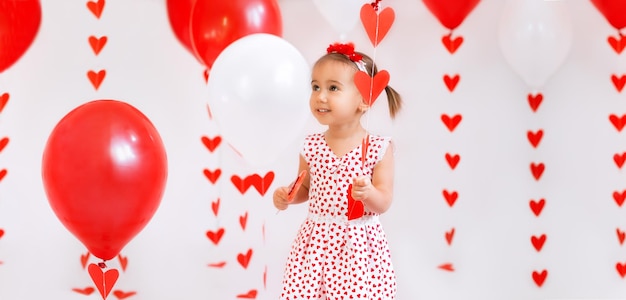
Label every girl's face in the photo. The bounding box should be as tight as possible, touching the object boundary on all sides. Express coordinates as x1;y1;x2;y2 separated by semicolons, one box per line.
309;59;366;127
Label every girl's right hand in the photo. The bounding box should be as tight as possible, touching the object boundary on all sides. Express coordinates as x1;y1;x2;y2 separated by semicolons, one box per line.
273;186;291;210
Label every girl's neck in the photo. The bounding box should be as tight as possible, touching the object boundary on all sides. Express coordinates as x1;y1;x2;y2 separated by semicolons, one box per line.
325;124;367;140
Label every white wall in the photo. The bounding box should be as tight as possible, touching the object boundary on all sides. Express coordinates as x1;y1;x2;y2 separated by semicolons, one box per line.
0;0;625;299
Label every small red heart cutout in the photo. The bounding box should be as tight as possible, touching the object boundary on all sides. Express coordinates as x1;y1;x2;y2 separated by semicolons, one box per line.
87;264;119;300
532;269;548;287
442;34;463;54
614;152;626;169
80;252;90;269
527;93;543;112
608;35;626;54
360;4;394;47
445;228;455;245
239;212;248;230
611;74;626;92
113;290;137;299
527;130;543;148
236;289;258;299
443;189;458;207
445;153;460;170
354;70;390;106
441;114;462;132
237;249;253;269
72;287;95;295
437;263;454;272
231;175;250;194
211;198;220;216
206;228;225;245
87;0;105;19
530;162;545;181
529;199;545;217
443;74;460;92
117;254;128;272
87;70;106;90
617;228;625;245
246;171;275;196
88;35;107;55
610;114;626;132
201;135;222;152
203;168;221;184
347;184;365;220
616;262;626;278
0;93;8;113
531;234;546;252
613;190;626;207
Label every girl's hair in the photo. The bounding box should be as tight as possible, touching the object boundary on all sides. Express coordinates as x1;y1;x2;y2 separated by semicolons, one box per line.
315;52;402;119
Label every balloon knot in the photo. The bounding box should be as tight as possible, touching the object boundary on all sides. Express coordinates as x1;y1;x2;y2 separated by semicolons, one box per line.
98;261;107;269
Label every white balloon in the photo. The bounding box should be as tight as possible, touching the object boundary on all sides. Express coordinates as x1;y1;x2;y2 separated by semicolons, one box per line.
313;0;369;40
207;33;311;167
498;0;573;90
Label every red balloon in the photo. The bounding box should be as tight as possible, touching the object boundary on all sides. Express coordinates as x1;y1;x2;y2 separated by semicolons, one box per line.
166;0;197;54
0;0;41;73
422;0;480;31
190;0;282;70
591;0;626;30
42;100;168;261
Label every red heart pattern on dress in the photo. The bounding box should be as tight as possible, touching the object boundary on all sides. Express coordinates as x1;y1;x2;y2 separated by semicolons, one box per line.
87;69;106;90
87;264;119;300
529;199;545;217
527;130;543;148
208;261;226;268
609;35;626;54
0;229;4;239
88;35;107;55
354;70;390;106
0;169;7;182
87;0;105;19
610;114;626;132
211;198;220;216
360;4;395;47
612;74;626;92
441;114;462;132
443;74;460;92
201;135;222;152
531;234;546;252
239;212;248;230
437;263;454;272
442;34;463;54
616;262;626;278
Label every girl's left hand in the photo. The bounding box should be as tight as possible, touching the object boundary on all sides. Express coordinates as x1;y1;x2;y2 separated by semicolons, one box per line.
351;176;372;200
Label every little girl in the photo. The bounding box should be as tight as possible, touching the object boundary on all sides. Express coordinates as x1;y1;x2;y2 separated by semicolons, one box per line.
273;42;402;300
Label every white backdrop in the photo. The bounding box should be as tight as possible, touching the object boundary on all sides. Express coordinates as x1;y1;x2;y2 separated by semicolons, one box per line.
0;0;625;299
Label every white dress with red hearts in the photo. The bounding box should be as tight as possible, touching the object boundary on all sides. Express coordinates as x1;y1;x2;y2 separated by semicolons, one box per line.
280;133;396;300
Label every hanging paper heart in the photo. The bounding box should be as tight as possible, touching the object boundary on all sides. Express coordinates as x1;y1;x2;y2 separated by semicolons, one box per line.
347;184;365;220
360;4;395;47
87;264;119;300
354;70;389;106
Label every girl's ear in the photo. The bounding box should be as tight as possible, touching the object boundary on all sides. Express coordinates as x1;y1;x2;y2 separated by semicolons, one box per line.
359;101;370;113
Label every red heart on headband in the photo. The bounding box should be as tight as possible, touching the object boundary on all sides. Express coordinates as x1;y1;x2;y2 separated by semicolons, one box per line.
355;70;389;107
360;4;395;47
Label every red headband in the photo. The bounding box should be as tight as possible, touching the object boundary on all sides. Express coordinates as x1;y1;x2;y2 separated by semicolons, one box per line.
327;43;363;63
